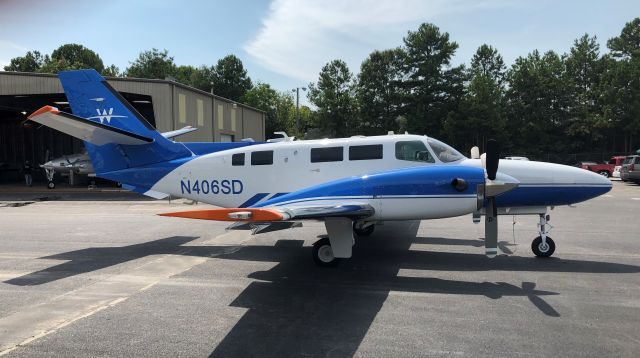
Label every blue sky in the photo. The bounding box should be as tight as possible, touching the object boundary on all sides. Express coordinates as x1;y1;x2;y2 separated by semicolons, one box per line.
1;0;638;101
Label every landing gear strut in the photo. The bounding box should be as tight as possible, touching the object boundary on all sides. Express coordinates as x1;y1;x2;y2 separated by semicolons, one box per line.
313;218;355;267
532;214;555;257
45;168;55;189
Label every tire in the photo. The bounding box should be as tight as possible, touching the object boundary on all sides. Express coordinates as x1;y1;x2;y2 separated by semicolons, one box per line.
353;222;375;236
47;181;55;189
312;237;340;267
532;236;555;258
597;170;610;178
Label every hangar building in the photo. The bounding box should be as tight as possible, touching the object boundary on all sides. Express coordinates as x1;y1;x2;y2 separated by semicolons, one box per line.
0;71;265;182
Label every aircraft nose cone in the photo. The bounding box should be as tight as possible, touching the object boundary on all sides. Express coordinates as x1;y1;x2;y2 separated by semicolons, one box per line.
569;165;612;198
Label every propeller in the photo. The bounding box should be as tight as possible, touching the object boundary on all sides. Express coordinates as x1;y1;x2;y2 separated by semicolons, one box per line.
484;140;499;258
480;139;518;258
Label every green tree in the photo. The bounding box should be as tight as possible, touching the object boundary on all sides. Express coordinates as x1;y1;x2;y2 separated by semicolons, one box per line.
212;55;252;101
308;59;356;137
4;44;114;74
607;18;640;59
102;64;121;77
40;44;105;73
470;44;506;84
125;48;176;79
400;23;465;138
241;83;305;138
445;44;507;152
563;34;605;150
3;51;47;72
173;65;200;86
355;48;405;135
188;66;216;92
602;18;640;152
505;50;570;157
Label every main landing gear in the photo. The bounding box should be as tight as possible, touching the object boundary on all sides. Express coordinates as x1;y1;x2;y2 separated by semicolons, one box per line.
312;220;376;267
312;237;340;267
532;214;555;257
353;221;375;236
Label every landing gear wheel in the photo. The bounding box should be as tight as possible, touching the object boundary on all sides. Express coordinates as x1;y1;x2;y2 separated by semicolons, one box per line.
597;170;610;178
312;237;340;267
353;222;374;236
47;181;55;189
532;236;555;257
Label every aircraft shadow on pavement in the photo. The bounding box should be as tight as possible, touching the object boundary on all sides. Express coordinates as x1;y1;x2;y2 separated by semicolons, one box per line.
4;223;640;357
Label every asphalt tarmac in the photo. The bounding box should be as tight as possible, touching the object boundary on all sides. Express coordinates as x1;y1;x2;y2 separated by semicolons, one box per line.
0;181;639;357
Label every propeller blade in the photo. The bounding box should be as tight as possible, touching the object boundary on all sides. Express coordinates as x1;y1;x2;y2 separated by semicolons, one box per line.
485;196;498;258
485;139;499;181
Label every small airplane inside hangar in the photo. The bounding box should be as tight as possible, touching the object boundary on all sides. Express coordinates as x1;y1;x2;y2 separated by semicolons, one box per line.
0;71;266;186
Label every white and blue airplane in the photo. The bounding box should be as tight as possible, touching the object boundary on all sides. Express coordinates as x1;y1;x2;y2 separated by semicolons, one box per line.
28;70;612;266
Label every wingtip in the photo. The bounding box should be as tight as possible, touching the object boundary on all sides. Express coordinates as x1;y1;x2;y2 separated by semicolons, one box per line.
28;105;59;119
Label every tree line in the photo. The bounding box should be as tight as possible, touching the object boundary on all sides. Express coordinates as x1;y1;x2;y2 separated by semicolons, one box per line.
5;18;640;159
307;18;640;158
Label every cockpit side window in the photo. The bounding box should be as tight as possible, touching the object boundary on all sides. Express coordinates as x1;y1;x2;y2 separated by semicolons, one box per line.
395;140;434;163
426;138;465;163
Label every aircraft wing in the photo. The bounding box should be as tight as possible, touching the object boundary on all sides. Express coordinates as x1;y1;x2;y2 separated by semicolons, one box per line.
161;126;197;139
158;203;374;222
28;106;153;146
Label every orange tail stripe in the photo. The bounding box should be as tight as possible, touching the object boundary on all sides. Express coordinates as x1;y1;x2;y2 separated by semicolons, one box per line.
158;208;284;222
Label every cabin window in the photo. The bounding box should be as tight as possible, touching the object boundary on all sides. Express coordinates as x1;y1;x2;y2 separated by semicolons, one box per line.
427;138;465;163
311;147;343;163
395;140;434;163
232;153;245;166
251;150;273;165
349;144;383;160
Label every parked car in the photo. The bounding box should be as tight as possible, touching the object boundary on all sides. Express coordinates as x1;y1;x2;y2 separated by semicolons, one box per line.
577;160;615;178
620;155;639;182
609;156;628;178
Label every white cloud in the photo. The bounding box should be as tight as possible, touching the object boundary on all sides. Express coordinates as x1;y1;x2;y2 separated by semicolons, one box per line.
244;0;511;83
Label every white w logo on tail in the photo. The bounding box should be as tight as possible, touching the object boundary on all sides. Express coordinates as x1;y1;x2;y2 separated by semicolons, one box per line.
88;108;127;124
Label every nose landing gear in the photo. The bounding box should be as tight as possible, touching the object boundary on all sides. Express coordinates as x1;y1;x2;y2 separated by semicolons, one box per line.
532;214;555;257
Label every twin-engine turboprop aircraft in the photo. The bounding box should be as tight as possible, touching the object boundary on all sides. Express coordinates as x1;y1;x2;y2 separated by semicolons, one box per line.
28;70;612;266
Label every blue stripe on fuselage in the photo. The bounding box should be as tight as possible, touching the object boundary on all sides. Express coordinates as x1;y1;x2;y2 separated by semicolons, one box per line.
496;184;611;206
97;155;195;191
255;165;486;208
239;193;271;208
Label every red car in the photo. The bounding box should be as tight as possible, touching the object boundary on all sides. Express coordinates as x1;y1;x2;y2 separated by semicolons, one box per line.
578;156;626;178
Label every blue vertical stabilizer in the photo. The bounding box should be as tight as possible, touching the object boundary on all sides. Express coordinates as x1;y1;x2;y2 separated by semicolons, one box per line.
58;70;192;174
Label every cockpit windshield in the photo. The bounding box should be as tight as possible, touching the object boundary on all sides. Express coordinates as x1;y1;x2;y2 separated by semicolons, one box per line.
426;137;465;163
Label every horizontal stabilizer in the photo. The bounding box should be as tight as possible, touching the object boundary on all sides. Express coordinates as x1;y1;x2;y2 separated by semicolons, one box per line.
161;126;197;139
28;106;153;146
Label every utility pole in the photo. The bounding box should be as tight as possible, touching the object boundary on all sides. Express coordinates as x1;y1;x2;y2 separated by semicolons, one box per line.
292;87;307;134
